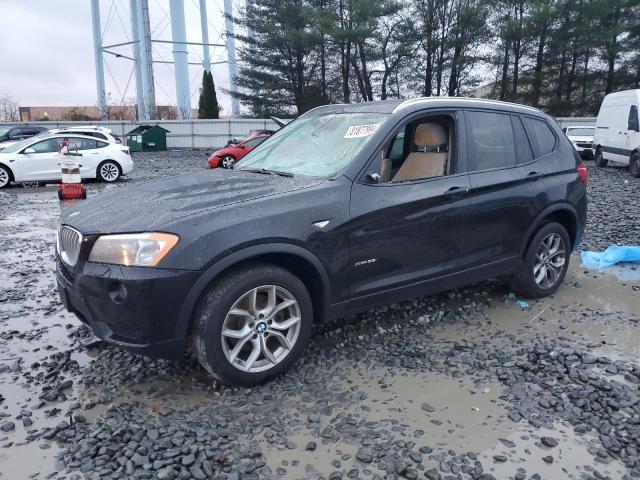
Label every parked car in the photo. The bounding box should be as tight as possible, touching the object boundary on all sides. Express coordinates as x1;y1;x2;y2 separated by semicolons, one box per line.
562;126;595;158
0;126;47;149
593;89;640;177
41;126;122;144
208;134;271;168
56;98;587;386
0;134;133;188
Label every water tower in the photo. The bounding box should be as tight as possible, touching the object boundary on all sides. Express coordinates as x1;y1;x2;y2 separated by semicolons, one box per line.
90;0;241;120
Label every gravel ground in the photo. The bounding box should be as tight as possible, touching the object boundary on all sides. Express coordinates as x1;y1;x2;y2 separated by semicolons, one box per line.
0;153;639;480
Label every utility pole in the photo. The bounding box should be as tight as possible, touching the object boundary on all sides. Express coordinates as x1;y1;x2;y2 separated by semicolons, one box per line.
90;0;106;119
224;0;240;117
129;0;145;120
136;0;156;120
199;0;211;73
169;0;192;119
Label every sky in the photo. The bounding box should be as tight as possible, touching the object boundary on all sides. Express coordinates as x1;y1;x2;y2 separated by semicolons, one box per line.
0;0;235;114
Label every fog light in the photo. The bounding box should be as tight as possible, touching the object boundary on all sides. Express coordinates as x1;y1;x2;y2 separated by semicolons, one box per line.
108;282;128;304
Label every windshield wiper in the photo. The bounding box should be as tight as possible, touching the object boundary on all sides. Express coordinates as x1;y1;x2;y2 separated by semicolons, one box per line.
241;168;293;177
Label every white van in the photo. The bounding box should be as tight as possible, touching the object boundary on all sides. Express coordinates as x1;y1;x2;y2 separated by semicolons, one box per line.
593;89;640;177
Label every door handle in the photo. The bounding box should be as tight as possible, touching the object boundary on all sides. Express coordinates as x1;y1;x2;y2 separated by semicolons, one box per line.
443;186;469;197
527;171;542;181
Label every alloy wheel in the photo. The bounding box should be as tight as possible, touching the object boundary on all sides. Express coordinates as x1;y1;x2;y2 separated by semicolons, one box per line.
221;156;235;169
221;285;301;373
533;233;566;289
100;162;119;182
0;168;9;188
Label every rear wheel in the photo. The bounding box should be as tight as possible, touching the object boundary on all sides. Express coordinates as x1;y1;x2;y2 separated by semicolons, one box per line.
97;160;121;182
0;165;11;189
509;222;570;298
595;149;608;168
192;263;312;385
630;152;640;178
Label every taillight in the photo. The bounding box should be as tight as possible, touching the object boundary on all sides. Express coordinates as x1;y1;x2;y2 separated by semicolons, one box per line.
577;162;588;186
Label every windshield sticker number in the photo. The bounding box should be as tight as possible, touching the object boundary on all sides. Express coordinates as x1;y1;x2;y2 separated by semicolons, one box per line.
344;124;380;138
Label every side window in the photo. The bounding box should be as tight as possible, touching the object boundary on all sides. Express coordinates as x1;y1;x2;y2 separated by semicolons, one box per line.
28;138;59;153
244;137;266;148
466;111;516;170
523;117;556;157
368;115;453;183
628;105;639;132
512;116;534;164
68;137;98;150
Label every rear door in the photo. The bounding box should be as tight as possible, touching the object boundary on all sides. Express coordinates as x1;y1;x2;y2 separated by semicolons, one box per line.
66;137;108;177
625;104;639;156
463;110;539;269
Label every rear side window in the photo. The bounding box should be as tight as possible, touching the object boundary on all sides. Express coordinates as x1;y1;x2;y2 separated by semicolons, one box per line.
466;111;516;170
511;116;534;164
628;105;639;132
523;117;556;157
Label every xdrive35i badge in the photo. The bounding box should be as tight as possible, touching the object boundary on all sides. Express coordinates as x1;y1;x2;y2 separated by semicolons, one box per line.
354;258;377;267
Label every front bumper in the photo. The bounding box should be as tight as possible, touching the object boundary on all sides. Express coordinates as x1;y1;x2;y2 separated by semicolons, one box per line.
56;255;200;359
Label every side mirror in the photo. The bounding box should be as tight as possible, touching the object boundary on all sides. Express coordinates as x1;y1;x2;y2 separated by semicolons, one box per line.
23;148;35;154
366;173;381;184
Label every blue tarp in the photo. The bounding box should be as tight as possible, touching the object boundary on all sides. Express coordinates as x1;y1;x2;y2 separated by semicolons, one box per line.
581;245;640;269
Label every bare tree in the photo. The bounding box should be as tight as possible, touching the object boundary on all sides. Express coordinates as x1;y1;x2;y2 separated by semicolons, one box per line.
0;94;20;122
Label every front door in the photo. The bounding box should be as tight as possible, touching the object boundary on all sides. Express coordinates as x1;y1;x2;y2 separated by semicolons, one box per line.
16;138;61;181
348;112;473;304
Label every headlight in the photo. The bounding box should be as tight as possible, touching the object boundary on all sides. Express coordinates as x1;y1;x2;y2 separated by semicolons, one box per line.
88;233;179;267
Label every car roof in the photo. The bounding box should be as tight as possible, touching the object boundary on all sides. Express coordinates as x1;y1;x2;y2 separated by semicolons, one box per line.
302;97;545;117
35;133;113;142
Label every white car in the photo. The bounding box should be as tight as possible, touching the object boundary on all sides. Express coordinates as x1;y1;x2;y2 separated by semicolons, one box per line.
593;89;640;177
0;126;121;152
0;134;133;188
562;126;595;158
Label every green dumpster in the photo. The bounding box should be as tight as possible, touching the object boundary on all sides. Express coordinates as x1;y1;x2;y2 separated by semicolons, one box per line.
125;125;169;152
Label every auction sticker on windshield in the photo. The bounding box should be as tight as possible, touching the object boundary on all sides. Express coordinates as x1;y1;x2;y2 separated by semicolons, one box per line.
344;124;380;138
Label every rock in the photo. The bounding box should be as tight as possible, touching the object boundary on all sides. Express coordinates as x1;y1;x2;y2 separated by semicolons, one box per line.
356;447;374;463
540;437;558;448
305;441;317;451
0;422;15;432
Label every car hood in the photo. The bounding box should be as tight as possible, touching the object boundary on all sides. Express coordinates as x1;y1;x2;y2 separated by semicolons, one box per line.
567;135;593;142
213;145;239;156
61;169;324;234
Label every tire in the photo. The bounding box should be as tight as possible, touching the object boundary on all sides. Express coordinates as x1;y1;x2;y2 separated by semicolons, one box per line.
220;155;236;169
630;152;640;178
595;149;608;168
0;165;12;189
97;160;121;182
509;222;570;299
192;262;313;386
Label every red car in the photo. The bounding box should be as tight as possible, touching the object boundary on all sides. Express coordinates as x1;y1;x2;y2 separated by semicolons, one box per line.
207;134;270;169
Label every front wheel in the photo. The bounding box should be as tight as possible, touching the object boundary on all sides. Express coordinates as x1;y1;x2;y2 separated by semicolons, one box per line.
220;156;236;169
509;222;570;298
0;165;11;189
630;153;640;178
97;160;121;182
595;149;608;168
192;263;312;386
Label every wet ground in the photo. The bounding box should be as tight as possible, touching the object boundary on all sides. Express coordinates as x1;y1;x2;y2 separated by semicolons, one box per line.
0;154;639;479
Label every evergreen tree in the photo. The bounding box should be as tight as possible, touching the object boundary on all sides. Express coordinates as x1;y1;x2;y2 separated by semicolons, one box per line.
198;71;220;119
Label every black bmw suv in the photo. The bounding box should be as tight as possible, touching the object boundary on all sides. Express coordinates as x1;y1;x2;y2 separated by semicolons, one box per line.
56;98;587;385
